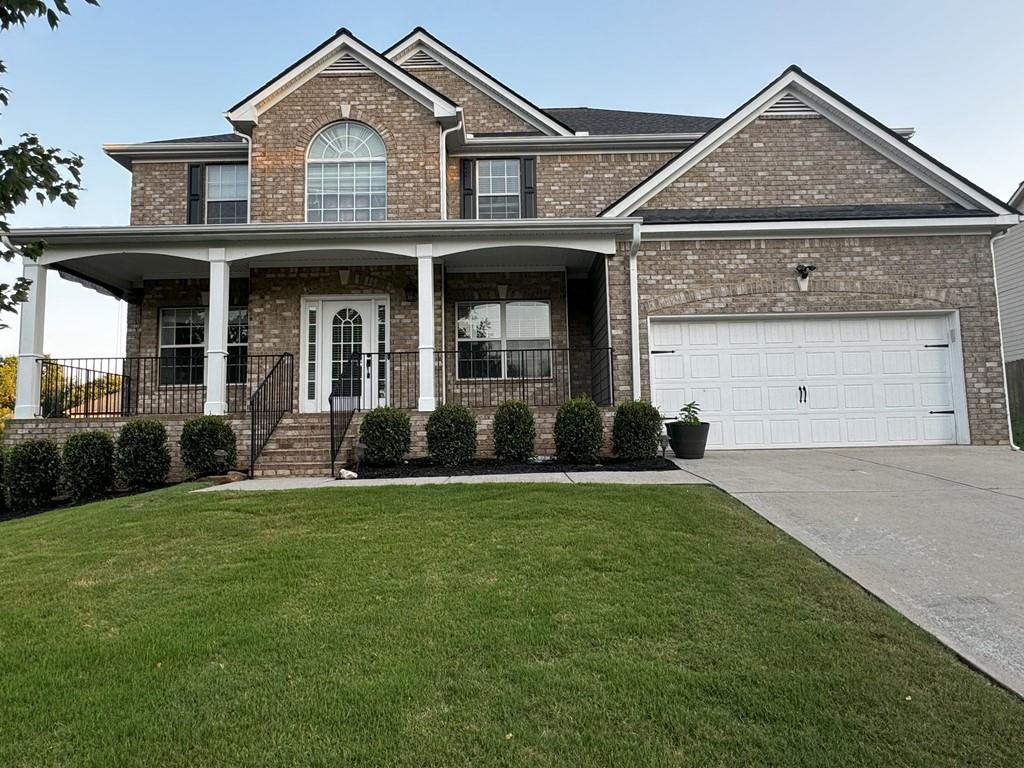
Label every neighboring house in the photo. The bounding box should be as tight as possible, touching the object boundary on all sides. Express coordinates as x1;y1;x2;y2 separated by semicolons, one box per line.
994;181;1024;437
5;27;1020;475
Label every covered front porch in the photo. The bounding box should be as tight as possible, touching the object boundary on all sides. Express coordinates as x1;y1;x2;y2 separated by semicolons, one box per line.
10;219;632;469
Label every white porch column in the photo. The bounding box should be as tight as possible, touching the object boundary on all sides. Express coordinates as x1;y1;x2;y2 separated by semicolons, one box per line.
416;243;436;411
14;262;48;419
204;248;230;415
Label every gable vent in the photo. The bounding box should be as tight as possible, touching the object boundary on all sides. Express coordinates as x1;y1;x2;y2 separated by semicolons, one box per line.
403;49;443;68
765;93;817;116
321;52;371;76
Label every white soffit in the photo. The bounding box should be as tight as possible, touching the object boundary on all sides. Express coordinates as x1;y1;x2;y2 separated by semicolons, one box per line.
601;69;1016;217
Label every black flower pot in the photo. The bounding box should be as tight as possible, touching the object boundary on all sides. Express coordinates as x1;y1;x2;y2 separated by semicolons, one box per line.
666;421;711;459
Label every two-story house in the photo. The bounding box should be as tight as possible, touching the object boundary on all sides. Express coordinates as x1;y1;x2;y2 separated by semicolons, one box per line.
6;27;1019;476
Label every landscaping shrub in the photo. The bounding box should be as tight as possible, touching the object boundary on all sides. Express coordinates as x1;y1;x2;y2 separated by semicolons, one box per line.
180;416;237;477
554;396;603;464
115;419;171;491
6;439;61;511
426;403;476;466
0;448;6;514
62;431;115;502
493;400;535;462
359;407;412;465
612;400;664;460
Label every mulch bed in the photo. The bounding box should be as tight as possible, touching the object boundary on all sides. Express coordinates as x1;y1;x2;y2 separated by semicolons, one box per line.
350;456;679;479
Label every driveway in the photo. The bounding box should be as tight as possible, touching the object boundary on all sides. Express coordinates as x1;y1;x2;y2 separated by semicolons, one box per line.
677;446;1024;697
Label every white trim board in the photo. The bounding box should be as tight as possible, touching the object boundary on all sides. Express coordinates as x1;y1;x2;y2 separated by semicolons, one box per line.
639;215;1020;240
602;67;1016;218
384;28;574;138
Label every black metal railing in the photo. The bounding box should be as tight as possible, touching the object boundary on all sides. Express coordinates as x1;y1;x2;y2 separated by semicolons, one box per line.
329;390;355;476
36;354;286;418
435;347;614;408
249;353;294;473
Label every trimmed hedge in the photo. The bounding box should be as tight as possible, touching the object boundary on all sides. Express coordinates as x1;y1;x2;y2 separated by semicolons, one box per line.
554;396;603;464
493;400;535;462
180;416;237;477
426;403;477;466
612;400;664;460
6;439;61;511
63;431;115;502
115;419;171;491
359;407;412;466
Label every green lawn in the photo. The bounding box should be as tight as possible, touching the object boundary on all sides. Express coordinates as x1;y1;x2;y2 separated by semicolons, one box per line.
1;484;1021;767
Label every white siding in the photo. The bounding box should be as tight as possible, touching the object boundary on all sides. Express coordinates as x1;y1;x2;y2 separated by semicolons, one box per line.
995;222;1024;363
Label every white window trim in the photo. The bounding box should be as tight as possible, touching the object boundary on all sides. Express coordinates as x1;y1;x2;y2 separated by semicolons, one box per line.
204;163;250;225
455;299;552;381
305;122;388;224
475;158;522;220
158;306;248;387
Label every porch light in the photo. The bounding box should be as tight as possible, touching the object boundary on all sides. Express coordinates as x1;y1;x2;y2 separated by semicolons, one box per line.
404;280;418;303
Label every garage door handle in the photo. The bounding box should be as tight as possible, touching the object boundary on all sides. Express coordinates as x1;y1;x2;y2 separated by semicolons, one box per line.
798;385;806;403
924;344;950;348
650;350;675;355
929;410;955;415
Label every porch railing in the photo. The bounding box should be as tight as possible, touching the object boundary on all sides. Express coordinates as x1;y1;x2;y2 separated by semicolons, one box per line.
36;354;285;418
249;353;294;473
436;347;614;408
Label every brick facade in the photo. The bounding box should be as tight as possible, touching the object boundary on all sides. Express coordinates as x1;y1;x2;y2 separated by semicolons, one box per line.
646;116;953;209
130;162;188;225
606;234;1008;445
411;67;535;135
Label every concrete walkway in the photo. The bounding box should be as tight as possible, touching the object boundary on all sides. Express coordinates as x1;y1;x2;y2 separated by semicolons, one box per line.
678;446;1024;696
195;469;707;492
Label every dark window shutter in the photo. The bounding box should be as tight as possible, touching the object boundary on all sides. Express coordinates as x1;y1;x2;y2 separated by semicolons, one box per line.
521;157;537;218
459;159;475;219
187;164;204;224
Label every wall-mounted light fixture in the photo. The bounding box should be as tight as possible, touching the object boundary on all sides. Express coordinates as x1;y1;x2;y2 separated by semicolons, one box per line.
794;263;817;292
338;269;350;285
497;284;508;300
403;280;418;303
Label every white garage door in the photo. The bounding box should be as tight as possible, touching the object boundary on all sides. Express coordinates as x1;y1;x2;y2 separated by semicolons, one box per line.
650;313;964;449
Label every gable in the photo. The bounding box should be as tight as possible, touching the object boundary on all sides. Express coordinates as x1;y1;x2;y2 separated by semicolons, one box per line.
644;111;955;211
385;28;574;137
226;28;457;131
602;67;1017;218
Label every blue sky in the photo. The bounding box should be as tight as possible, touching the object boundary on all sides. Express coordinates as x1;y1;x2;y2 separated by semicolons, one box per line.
1;0;1022;357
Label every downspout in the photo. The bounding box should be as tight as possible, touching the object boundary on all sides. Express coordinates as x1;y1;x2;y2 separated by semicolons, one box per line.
232;128;253;223
438;110;464;220
628;220;642;400
991;227;1020;450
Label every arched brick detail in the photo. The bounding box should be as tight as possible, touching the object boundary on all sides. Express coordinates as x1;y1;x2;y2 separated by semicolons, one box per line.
296;111;398;160
641;278;958;315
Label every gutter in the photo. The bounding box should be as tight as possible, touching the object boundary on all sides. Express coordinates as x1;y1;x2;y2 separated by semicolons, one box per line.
628;220;642;400
439;110;464;220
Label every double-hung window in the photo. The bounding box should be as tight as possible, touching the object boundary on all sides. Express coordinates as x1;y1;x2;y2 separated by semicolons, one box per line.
158;307;249;386
205;164;248;224
476;159;521;219
456;301;551;379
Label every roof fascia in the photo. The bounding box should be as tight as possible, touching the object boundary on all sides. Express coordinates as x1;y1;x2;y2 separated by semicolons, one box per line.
384;28;575;137
602;67;1015;217
103;142;248;170
1009;180;1024;211
640;214;1021;240
225;29;457;128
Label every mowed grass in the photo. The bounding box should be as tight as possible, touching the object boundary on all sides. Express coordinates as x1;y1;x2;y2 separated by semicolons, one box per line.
1;484;1022;767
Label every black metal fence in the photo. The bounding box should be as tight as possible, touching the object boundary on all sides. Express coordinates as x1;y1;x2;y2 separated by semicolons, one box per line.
36;354;285;418
435;347;614;408
249;353;294;472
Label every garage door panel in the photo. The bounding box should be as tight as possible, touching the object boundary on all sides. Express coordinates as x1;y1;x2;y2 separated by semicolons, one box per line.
650;313;960;449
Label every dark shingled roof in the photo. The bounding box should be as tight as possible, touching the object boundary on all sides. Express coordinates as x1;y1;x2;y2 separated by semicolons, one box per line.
638;203;980;224
545;107;721;135
143;133;245;145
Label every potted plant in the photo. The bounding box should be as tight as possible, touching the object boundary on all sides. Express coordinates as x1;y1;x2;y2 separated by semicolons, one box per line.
666;401;710;459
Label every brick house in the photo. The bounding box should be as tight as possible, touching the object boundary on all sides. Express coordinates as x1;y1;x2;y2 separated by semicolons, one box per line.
7;27;1020;476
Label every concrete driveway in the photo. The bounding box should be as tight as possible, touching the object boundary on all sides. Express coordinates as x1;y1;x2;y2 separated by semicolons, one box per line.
677;446;1024;697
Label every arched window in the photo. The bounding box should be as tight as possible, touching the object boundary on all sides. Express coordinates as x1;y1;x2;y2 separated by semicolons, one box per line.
307;122;387;223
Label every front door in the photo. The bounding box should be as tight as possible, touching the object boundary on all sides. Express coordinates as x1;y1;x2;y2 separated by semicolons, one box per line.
319;300;376;412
